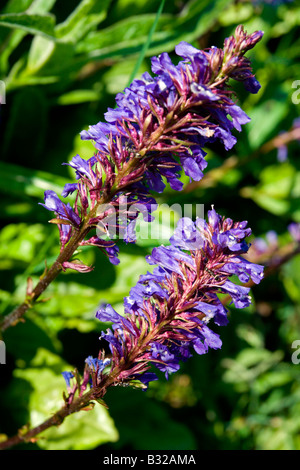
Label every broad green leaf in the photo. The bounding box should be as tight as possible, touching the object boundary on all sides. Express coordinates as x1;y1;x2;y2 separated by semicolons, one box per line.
56;89;101;105
13;348;119;450
20;40;74;81
0;1;56;73
26;35;55;73
0;223;46;266
0;13;56;39
75;13;173;57
26;0;57;14
55;0;110;43
0;29;28;74
253;370;294;395
76;0;232;61
246;96;290;151
1;1;34;13
0;161;67;200
240;163;297;215
2;0;56;14
126;0;165;85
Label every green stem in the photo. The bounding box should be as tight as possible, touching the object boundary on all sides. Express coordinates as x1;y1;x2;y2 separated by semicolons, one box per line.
0;223;90;333
0;385;97;450
0;357;135;450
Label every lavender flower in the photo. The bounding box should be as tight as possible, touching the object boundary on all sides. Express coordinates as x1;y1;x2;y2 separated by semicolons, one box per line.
288;223;300;243
39;190;81;227
40;26;263;268
66;209;263;395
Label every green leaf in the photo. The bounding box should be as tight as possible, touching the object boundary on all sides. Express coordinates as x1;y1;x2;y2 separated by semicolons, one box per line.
3;318;58;364
1;1;34;14
253;369;294;396
0;223;46;267
240;162;297;215
14;34;76;84
0;13;56;39
26;35;55;73
0;161;67;200
246;96;290;152
76;0;232;61
13;348;119;450
282;256;300;303
56;89;101;105
222;348;284;390
55;0;110;43
2;0;56;15
0;0;57;73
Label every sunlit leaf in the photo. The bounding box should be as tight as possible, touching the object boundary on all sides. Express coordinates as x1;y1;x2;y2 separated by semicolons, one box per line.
0;12;56;39
12;348;119;450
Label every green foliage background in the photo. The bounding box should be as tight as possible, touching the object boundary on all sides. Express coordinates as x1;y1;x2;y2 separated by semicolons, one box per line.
0;0;300;450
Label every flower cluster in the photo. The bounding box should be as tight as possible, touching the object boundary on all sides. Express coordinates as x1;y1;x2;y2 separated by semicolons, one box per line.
63;209;264;397
40;26;263;268
82;25;263;190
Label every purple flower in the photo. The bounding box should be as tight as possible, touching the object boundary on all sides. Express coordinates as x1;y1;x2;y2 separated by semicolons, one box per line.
80;26;263;192
62;183;78;197
277;145;288;162
39;190;81;226
150;342;180;379
170;217;204;251
62;371;74;388
222;258;264;284
91;211;264;388
288;223;300;243
243;76;261;94
41;28;263;274
63;155;95;181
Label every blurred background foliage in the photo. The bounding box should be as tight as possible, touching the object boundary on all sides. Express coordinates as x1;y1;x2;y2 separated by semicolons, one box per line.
0;0;300;451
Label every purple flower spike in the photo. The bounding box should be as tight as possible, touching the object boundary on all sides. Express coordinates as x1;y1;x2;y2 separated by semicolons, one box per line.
89;210;264;389
41;28;263;273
